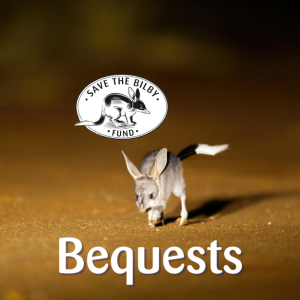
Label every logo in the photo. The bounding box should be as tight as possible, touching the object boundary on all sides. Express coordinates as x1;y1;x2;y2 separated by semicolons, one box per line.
75;75;168;139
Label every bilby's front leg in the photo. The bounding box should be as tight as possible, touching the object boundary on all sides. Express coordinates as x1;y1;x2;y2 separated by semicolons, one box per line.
129;115;136;126
147;208;163;228
161;211;165;226
124;111;136;126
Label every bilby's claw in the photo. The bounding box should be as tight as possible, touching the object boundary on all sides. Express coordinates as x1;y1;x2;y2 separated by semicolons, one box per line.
149;220;156;228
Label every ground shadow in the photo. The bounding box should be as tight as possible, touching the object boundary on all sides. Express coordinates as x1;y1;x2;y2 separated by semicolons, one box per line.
164;191;299;225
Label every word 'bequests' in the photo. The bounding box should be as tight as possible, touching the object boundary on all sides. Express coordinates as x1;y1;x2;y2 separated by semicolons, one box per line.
59;238;243;285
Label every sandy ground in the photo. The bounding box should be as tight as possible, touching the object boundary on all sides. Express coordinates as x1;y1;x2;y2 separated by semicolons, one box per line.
0;78;300;300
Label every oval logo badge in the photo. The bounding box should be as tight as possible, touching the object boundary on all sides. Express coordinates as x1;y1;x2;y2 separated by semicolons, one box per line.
75;75;168;139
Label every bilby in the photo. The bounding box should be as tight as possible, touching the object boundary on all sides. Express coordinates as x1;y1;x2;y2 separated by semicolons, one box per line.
122;144;228;227
75;87;150;127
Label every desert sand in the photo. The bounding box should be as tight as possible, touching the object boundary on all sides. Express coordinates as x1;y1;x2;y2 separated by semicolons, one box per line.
0;78;299;299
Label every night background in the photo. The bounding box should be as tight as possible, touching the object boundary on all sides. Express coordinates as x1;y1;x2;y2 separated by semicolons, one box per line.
0;1;300;299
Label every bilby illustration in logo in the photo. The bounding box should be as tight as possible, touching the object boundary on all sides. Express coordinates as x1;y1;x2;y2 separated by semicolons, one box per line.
75;75;168;139
75;87;150;128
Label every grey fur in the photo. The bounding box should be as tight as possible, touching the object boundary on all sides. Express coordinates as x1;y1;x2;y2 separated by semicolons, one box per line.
122;149;186;227
122;143;228;228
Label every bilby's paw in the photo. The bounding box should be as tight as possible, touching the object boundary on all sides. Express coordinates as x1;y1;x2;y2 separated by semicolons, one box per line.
149;220;156;228
175;217;190;226
149;215;164;228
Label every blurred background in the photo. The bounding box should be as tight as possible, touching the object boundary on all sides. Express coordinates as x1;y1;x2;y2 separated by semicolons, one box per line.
1;0;300;108
1;1;300;300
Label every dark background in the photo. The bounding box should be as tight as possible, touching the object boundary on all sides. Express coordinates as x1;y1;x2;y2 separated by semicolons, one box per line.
1;0;300;108
0;1;300;300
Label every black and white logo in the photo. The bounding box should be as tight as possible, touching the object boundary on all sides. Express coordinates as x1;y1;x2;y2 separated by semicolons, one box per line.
75;75;168;139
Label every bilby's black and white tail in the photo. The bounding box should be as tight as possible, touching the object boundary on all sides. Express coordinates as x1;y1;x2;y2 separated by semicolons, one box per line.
75;105;105;126
177;144;228;161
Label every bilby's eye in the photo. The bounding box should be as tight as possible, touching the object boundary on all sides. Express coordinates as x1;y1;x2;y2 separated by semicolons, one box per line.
136;195;138;201
149;194;153;199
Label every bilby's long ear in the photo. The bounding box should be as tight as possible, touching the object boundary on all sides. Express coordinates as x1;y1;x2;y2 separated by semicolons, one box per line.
122;151;142;180
128;87;136;102
135;88;140;100
148;148;168;181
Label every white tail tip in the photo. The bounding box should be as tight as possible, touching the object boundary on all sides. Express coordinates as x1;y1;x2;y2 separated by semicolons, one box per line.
195;144;229;156
75;121;94;126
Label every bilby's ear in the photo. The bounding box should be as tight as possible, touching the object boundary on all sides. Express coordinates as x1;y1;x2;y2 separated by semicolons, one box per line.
148;148;168;181
128;87;136;102
135;88;140;100
122;151;142;180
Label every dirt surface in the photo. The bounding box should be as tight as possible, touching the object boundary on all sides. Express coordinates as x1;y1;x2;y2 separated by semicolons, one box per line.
1;78;300;300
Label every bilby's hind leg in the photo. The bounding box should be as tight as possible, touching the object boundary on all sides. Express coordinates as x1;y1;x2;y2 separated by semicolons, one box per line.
173;188;188;226
113;108;124;124
179;192;188;226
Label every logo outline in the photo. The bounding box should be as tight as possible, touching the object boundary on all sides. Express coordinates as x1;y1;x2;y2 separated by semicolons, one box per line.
75;74;168;140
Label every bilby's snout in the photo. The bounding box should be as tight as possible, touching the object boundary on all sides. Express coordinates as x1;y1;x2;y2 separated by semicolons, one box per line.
135;178;159;215
139;197;144;213
136;196;145;213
